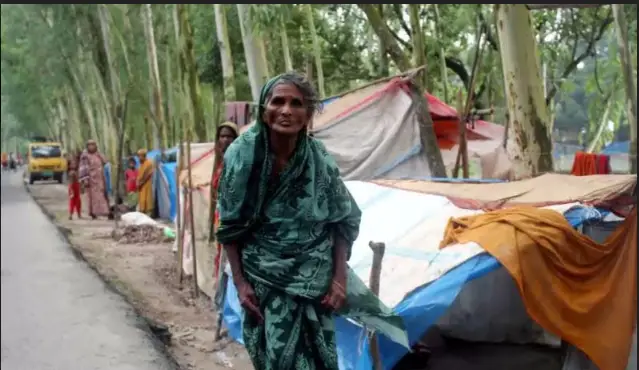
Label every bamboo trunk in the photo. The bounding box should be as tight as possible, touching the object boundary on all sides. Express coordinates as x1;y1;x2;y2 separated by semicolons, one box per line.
176;138;185;285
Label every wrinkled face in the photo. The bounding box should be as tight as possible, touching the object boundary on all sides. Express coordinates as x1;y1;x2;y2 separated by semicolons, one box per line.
217;127;236;153
262;83;309;137
87;143;97;153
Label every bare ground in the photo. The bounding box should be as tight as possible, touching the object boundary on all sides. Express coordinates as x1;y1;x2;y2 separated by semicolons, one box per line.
27;181;252;370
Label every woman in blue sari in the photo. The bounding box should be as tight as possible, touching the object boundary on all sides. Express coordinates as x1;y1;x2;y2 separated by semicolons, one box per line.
216;72;407;370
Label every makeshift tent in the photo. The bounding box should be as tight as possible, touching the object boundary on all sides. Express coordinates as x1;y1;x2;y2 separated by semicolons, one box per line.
240;78;505;179
218;173;636;370
173;142;219;296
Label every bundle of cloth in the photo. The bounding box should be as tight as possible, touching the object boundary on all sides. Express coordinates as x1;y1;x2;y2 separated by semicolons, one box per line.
571;151;611;176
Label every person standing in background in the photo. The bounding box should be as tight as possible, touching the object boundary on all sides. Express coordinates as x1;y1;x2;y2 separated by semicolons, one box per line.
136;149;154;216
79;139;110;219
124;157;139;210
68;170;82;220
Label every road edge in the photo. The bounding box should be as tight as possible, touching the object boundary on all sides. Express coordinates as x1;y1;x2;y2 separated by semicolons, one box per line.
23;181;183;370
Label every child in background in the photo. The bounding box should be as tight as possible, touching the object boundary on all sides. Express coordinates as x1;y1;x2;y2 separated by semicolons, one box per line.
124;157;139;209
68;170;82;220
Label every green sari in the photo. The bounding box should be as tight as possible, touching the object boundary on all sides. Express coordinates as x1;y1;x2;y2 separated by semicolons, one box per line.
216;76;408;370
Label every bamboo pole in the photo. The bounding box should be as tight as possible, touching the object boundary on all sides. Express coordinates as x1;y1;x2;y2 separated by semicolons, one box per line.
368;241;386;370
176;141;185;286
185;134;199;298
453;20;487;178
208;145;220;243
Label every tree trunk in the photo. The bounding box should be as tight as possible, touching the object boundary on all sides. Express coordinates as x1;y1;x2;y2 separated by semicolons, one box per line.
376;5;390;77
495;4;553;178
612;4;637;174
165;47;175;145
304;5;325;98
433;5;449;103
587;93;614;153
280;20;293;72
408;5;426;88
214;4;237;102
280;21;293;72
408;82;447;178
179;4;207;141
258;36;271;79
237;4;265;102
142;4;167;150
359;4;411;72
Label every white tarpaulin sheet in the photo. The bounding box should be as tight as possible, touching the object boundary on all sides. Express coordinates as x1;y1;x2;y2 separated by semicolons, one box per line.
313;86;431;181
342;181;576;307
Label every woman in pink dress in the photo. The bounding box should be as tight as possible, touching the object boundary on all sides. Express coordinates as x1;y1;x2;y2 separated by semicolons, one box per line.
79;139;110;219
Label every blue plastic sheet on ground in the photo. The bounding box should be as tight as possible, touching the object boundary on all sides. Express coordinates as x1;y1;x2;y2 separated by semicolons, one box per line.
220;186;607;370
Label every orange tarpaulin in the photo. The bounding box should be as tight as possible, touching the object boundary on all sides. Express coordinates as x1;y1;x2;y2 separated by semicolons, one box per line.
440;207;637;370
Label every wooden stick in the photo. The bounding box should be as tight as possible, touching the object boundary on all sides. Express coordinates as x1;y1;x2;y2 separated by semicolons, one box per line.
185;137;199;298
453;91;464;178
470;107;495;116
453;20;487;178
326;65;427;101
176;139;185;285
368;241;386;370
213;248;228;341
208;146;220;243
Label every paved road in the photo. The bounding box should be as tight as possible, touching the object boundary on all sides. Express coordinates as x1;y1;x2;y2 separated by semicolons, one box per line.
1;171;177;370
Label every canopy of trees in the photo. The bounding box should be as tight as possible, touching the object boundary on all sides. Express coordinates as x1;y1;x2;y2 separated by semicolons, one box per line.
1;4;636;173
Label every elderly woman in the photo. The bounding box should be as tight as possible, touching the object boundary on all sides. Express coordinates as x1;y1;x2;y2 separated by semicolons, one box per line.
136;149;154;216
79;139;110;219
216;72;408;370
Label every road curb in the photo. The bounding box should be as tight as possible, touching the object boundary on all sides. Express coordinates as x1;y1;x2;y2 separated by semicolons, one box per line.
23;182;182;370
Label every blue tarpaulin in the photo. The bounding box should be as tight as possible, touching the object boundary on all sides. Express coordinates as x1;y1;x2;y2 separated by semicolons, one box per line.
602;141;630;155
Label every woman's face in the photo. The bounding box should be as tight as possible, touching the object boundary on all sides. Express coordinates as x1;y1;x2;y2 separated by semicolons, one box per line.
263;83;309;137
87;143;97;153
217;127;236;153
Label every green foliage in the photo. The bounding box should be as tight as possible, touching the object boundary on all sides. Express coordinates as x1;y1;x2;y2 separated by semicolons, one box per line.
1;4;636;156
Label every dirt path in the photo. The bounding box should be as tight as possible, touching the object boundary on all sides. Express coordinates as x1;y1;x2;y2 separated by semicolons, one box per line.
27;181;252;370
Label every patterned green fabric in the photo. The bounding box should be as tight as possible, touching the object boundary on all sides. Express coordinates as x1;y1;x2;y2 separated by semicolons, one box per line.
216;76;408;370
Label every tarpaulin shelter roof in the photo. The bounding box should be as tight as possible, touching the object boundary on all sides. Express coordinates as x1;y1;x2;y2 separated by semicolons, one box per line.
218;175;636;370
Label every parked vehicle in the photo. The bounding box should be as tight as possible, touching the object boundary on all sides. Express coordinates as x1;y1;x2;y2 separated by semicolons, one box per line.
27;142;67;184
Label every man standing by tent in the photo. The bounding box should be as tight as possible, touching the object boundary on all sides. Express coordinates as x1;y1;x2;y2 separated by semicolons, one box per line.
136;149;154;216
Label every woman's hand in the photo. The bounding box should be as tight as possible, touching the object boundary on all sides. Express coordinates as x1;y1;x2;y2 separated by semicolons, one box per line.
321;273;347;311
236;280;264;323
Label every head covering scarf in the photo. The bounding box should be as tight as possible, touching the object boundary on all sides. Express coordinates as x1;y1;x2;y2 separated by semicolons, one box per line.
216;75;408;370
137;148;148;156
216;121;239;138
